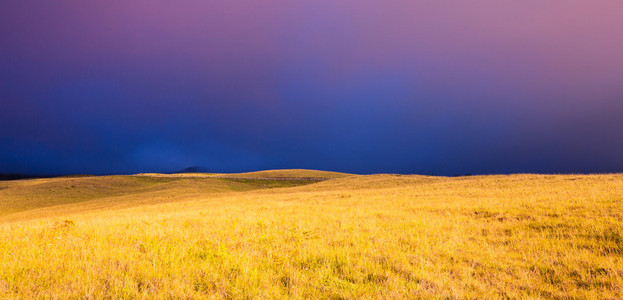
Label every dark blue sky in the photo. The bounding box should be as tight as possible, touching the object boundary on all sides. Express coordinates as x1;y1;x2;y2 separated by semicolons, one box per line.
1;1;623;175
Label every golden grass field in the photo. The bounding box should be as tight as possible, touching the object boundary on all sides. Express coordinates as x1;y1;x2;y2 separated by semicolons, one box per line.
1;169;622;299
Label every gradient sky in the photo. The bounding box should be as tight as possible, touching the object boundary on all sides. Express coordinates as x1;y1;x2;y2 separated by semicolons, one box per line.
1;1;623;175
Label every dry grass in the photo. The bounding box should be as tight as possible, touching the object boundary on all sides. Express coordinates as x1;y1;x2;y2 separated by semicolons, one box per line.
0;171;622;298
136;169;351;179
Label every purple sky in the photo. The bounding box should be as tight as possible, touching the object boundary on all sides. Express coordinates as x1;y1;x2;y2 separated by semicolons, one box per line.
1;1;623;175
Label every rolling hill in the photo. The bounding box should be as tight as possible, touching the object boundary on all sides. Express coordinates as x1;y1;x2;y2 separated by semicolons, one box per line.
1;170;622;298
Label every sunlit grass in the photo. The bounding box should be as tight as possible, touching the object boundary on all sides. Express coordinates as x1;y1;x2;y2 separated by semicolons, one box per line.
1;172;622;298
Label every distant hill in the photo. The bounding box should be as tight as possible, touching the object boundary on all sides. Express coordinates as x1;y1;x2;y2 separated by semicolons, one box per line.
174;166;213;173
216;169;352;179
0;170;330;219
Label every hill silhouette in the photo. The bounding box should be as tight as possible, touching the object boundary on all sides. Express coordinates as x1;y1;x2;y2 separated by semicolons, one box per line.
174;166;213;173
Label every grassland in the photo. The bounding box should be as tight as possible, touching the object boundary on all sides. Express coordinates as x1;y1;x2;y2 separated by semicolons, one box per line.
0;170;622;298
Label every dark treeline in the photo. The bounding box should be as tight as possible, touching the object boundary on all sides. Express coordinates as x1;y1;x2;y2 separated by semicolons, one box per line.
0;173;48;181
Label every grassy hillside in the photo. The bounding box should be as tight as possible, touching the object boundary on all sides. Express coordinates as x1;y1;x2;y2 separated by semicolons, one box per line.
137;169;352;179
0;174;320;221
1;171;622;298
212;169;352;179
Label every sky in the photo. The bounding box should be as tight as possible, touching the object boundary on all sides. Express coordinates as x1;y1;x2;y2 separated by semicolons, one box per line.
1;1;623;175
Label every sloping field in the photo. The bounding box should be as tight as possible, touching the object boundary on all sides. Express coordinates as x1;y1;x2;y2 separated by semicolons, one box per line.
0;171;622;298
0;174;321;221
137;169;351;179
212;169;351;179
